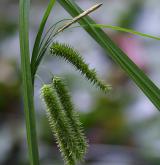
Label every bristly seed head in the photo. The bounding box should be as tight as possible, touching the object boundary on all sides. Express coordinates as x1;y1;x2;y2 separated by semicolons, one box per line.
53;77;88;160
41;84;77;165
50;42;112;92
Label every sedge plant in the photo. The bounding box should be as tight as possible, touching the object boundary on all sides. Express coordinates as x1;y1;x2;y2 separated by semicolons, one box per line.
19;0;160;164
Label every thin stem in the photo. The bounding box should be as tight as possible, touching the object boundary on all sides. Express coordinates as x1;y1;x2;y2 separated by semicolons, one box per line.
57;3;102;34
19;0;40;164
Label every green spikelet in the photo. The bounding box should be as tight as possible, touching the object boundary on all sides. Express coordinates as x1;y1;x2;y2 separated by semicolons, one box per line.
53;77;88;161
50;42;111;92
41;84;77;165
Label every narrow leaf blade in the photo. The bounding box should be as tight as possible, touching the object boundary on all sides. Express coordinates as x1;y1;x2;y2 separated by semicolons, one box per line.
31;0;56;80
90;24;160;41
58;0;160;110
19;0;40;164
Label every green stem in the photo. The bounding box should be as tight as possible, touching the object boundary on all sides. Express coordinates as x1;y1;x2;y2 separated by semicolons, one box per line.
19;0;40;164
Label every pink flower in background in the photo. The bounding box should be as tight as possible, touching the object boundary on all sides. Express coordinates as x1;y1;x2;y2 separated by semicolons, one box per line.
114;34;147;70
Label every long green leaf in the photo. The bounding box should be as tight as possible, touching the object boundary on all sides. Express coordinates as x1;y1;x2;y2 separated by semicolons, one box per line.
72;24;160;41
58;0;160;110
31;0;56;82
19;0;40;164
90;24;160;41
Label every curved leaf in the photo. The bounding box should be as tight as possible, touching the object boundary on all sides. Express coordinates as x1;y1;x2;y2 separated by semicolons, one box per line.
90;24;160;40
58;0;160;110
31;0;56;82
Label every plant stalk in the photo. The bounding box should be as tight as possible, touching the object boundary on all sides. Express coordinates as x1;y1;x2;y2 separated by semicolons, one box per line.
19;0;40;164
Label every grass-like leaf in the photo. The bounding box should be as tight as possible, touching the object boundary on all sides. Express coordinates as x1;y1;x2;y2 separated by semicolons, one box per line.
31;0;56;82
71;24;160;41
32;19;69;80
58;0;160;110
89;24;160;41
19;0;39;164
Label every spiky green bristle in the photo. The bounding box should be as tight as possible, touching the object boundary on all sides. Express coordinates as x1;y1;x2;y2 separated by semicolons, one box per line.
53;77;88;160
50;42;111;92
41;84;78;165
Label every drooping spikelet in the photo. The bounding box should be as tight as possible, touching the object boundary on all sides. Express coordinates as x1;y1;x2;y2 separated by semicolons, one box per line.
50;42;111;92
41;84;77;165
53;77;88;161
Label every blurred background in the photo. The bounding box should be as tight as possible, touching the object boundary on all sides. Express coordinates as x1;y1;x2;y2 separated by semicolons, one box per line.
0;0;160;164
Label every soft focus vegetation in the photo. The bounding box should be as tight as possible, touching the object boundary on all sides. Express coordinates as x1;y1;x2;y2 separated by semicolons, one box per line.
0;0;160;164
